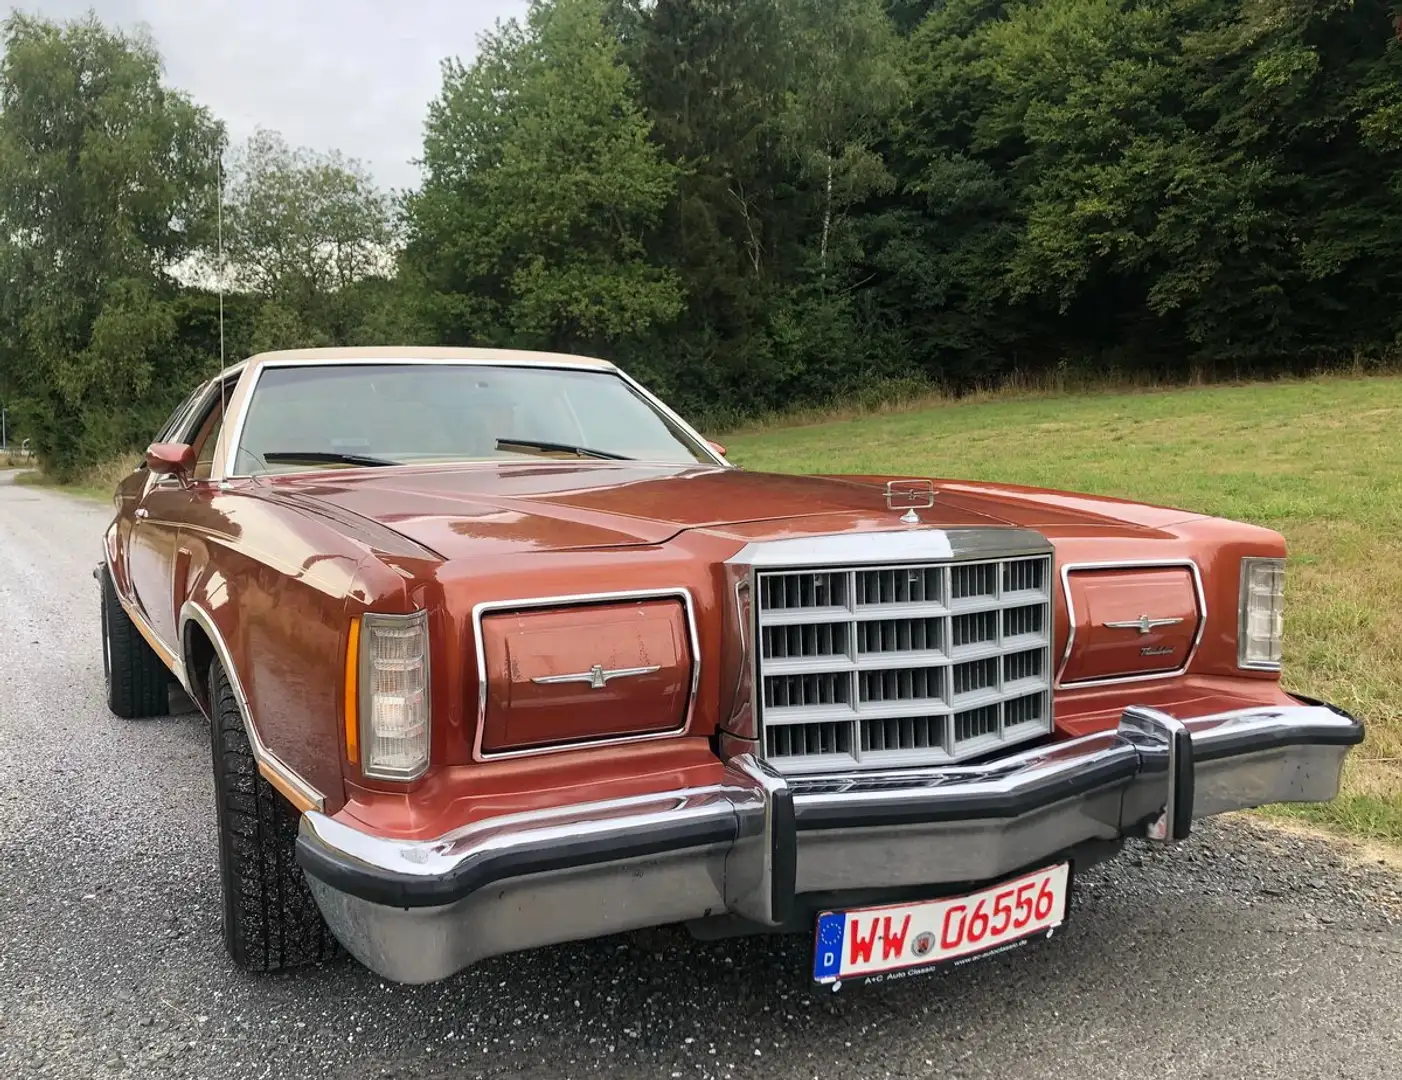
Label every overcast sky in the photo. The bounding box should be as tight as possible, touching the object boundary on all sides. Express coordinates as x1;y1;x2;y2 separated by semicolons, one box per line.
13;1;530;192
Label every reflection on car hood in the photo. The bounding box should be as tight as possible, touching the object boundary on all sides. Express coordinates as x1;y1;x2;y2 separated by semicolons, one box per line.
260;462;1204;559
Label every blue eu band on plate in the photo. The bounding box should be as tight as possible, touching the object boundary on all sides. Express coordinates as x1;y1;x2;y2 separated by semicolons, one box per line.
812;862;1071;985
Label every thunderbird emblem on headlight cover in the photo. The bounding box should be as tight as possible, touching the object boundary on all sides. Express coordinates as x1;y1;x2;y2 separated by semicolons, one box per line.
532;664;661;690
1104;614;1186;635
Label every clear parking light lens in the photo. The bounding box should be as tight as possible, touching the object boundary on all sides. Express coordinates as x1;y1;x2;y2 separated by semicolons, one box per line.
1238;558;1285;670
359;611;431;779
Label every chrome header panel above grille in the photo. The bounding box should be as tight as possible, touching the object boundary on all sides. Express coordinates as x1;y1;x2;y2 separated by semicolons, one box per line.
730;528;1056;775
728;527;1052;570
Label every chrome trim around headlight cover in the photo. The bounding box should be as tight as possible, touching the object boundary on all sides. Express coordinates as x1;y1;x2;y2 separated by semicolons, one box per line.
469;587;702;762
1054;559;1208;689
719;572;756;740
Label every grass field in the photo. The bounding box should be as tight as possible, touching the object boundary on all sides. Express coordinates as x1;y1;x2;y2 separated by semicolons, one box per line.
724;374;1402;843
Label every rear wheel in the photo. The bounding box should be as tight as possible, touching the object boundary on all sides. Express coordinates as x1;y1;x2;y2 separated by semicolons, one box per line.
98;564;170;719
208;657;338;971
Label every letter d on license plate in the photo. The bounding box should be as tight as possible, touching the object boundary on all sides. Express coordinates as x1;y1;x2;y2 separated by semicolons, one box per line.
812;862;1070;985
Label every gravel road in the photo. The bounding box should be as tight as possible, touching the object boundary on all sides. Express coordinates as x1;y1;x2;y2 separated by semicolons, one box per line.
2;469;1401;1080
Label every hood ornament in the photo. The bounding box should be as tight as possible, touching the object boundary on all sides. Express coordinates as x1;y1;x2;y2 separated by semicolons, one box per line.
1104;614;1185;635
885;479;936;525
533;664;659;690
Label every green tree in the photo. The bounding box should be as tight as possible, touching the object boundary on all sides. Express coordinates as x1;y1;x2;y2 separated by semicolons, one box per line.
884;0;938;34
779;0;905;276
0;13;224;475
405;0;682;352
7;0;1401;461
224;128;396;347
609;0;917;415
884;0;1402;378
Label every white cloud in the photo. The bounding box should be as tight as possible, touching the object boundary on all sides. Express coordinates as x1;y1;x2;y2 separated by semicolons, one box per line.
11;0;530;192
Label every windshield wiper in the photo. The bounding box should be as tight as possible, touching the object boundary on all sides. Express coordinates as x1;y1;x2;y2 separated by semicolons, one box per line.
262;451;400;468
496;438;631;461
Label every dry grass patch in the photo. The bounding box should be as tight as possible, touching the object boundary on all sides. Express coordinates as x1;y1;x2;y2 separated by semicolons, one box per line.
15;453;137;502
727;373;1402;843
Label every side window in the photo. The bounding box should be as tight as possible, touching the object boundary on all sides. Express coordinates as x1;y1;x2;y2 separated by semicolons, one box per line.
175;378;236;482
190;400;226;481
152;384;207;446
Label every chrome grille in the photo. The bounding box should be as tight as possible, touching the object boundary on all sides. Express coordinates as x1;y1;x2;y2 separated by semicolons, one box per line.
761;571;848;612
954;704;1000;744
767;720;853;758
952;562;997;601
860;715;944;753
763;671;851;709
951;610;998;649
1003;648;1044;685
857;567;942;605
1003;604;1044;640
756;554;1054;772
859;666;944;704
857;617;941;654
762;622;848;660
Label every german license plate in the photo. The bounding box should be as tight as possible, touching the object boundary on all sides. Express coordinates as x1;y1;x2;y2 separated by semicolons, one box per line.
812;862;1070;986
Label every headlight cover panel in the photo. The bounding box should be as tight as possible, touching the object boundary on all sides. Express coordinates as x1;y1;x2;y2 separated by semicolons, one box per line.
1058;564;1203;685
473;589;699;759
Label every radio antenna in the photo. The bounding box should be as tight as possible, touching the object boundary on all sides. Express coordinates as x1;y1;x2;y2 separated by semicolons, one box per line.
215;143;230;481
217;146;226;374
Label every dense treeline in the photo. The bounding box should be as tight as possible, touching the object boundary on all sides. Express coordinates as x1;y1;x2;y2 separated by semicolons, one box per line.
1;0;1400;475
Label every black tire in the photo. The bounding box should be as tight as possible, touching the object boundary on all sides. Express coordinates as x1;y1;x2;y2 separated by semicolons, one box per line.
208;658;338;972
99;564;171;719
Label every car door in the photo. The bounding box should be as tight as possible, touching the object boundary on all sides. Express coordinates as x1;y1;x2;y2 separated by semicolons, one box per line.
126;382;230;650
112;384;205;598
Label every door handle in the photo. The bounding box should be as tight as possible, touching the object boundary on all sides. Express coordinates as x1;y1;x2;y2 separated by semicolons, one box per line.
135;508;149;520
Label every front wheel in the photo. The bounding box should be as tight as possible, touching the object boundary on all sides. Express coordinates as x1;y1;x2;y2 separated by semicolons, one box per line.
98;564;170;719
208;657;338;971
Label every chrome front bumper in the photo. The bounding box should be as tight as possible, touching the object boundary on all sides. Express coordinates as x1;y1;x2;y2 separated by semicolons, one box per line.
296;699;1363;984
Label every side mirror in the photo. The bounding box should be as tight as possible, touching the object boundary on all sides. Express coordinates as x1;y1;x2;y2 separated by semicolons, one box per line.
706;439;728;458
146;442;196;478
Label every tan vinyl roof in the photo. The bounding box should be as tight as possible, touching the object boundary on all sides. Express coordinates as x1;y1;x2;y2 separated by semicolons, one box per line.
242;346;616;372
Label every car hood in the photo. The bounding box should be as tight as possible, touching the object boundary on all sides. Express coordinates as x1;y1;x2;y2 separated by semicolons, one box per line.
259;462;1203;558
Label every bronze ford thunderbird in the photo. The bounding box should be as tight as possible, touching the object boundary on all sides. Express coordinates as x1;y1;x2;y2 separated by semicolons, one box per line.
98;347;1363;987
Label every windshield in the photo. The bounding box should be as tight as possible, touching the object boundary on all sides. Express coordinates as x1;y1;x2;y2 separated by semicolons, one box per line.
231;363;714;475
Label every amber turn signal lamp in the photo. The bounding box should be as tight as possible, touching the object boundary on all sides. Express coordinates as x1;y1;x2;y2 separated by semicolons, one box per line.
344;616;361;765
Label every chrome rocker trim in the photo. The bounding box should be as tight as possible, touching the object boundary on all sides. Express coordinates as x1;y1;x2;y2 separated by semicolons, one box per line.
296;699;1363;984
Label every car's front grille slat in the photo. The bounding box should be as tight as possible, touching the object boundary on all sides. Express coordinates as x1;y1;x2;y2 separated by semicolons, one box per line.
756;554;1054;773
